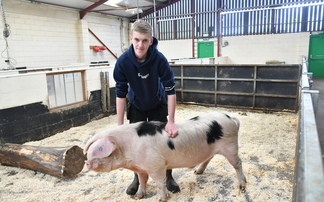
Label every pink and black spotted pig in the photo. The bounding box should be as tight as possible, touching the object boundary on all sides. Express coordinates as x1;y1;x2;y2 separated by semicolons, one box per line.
84;112;246;201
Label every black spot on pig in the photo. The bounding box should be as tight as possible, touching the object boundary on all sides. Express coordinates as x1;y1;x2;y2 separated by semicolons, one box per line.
136;121;166;137
167;139;175;150
190;116;199;121
224;114;231;119
206;121;223;144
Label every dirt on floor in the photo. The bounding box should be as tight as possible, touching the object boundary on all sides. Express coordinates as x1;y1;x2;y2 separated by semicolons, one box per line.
0;104;298;202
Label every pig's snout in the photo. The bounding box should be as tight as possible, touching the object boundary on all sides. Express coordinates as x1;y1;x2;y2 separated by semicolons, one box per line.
85;160;98;170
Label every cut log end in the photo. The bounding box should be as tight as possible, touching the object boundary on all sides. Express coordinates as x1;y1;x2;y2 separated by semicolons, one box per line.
62;145;86;178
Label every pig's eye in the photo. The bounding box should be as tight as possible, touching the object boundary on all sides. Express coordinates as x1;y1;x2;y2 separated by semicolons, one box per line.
108;153;112;157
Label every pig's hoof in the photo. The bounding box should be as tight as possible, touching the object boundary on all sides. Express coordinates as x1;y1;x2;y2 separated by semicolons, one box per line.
159;193;170;201
194;169;203;175
134;194;144;200
134;190;146;200
240;185;246;193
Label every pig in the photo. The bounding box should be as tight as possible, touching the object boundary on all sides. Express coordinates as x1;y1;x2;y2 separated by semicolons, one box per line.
84;112;246;201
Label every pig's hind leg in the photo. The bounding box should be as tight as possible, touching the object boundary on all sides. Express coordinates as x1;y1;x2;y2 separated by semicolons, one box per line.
194;157;213;174
220;146;247;191
135;173;148;199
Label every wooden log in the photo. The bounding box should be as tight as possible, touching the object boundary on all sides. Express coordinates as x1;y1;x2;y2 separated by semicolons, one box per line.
0;143;86;178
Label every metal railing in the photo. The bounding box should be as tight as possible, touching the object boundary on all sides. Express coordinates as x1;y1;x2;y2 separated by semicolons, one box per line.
293;56;324;201
172;64;301;112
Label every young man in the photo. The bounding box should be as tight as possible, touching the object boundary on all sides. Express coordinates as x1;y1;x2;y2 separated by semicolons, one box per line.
113;20;180;195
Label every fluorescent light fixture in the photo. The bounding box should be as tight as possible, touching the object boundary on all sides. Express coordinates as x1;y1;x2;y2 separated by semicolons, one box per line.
157;16;192;22
125;8;143;14
104;0;123;7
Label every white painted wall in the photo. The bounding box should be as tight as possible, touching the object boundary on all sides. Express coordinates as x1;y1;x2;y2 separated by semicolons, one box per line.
1;0;81;68
157;39;193;59
0;73;48;109
220;32;310;64
85;14;129;62
0;65;114;109
158;33;310;64
0;0;128;69
85;66;115;98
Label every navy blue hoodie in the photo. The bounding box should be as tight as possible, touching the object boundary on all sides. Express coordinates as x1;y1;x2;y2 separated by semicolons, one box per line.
113;37;176;111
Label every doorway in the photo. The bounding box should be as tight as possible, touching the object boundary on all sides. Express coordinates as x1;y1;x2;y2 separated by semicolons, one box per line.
198;41;214;58
308;33;324;78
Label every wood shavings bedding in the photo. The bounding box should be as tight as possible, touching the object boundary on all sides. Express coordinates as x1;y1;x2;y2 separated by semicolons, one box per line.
0;104;298;202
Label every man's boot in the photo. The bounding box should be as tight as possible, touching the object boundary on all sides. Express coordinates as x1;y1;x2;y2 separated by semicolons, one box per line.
166;169;180;193
126;172;139;195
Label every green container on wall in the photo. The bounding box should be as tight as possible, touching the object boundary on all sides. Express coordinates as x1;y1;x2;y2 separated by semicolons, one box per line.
198;41;214;58
308;33;324;78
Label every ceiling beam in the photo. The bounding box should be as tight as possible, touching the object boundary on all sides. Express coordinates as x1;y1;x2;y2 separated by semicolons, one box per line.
80;0;108;19
130;0;182;21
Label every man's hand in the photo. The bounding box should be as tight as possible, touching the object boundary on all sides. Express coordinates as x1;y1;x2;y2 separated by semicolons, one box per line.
165;121;178;138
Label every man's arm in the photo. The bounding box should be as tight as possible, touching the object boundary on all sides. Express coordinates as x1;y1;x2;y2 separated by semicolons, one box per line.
116;97;126;125
165;94;178;137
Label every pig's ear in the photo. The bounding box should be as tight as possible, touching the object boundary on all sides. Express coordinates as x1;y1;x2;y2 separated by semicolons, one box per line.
84;133;101;154
84;131;107;154
87;137;116;160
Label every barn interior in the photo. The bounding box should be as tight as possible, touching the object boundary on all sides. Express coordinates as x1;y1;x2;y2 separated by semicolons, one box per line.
0;0;324;201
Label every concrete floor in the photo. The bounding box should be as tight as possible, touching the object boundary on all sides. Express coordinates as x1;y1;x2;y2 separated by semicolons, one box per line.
311;78;324;163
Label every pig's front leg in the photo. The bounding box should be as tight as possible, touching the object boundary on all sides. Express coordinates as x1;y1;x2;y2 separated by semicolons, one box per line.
148;169;169;202
194;157;213;174
135;173;148;199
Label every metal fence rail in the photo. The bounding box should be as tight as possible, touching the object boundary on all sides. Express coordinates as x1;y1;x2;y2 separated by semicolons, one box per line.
293;57;324;201
171;64;301;112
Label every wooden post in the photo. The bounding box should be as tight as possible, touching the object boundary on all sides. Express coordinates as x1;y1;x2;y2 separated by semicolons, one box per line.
100;72;107;113
100;71;110;113
0;143;86;178
105;71;110;112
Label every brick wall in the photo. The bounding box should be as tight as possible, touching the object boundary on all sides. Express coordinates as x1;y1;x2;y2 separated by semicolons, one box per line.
1;0;126;68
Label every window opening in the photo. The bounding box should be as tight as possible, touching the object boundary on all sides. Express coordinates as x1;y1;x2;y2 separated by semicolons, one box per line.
46;71;84;108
